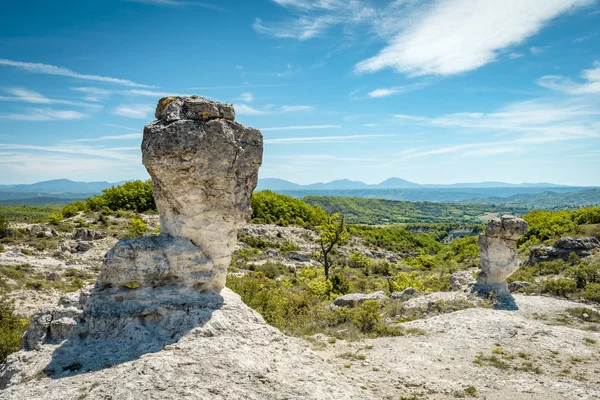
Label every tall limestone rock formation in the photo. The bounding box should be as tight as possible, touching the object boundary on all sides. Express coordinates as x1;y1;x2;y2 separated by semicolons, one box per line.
473;215;528;310
0;97;373;400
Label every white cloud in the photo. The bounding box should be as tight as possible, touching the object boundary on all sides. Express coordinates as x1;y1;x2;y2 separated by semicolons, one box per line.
0;143;139;162
254;1;374;40
265;134;393;144
238;92;253;103
354;0;592;76
114;104;155;119
0;88;101;108
102;123;139;131
253;16;336;40
260;124;340;131
536;61;600;94
367;88;401;98
74;133;143;142
529;46;549;55
281;105;314;112
234;104;270;116
0;59;151;87
0;108;88;121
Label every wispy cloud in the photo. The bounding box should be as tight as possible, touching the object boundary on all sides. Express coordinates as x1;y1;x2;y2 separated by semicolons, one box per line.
0;59;152;87
0;88;101;108
281;105;314;112
102;123;139;131
0;143;139;161
265;134;394;144
234;104;270;116
537;61;600;94
355;0;591;76
124;0;223;10
114;104;155;119
238;92;254;103
0;108;88;121
260;124;340;131
257;0;592;76
74;133;142;142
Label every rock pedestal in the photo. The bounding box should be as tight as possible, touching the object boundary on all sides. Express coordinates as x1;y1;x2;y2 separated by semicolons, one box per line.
473;215;528;310
11;96;264;358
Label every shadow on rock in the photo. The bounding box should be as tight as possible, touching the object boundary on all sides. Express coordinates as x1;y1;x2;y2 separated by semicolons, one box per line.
32;287;224;380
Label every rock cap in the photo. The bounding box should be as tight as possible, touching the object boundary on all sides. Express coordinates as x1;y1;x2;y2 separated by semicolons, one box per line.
485;215;528;240
155;96;235;122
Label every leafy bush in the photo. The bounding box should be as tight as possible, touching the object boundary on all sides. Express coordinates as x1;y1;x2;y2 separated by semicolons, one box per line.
0;299;28;363
565;261;600;289
61;201;88;218
86;180;155;213
127;217;147;238
47;212;63;225
583;283;600;303
349;225;443;255
251;191;328;228
542;278;577;297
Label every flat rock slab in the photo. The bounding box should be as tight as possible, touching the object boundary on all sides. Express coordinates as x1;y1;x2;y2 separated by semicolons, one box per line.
1;289;374;400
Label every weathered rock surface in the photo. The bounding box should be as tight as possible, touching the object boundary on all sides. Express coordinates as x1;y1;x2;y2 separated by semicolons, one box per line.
143;96;262;291
473;215;528;309
449;270;476;292
1;289;374;400
390;287;420;301
73;229;105;241
508;280;534;292
528;236;599;264
333;291;386;307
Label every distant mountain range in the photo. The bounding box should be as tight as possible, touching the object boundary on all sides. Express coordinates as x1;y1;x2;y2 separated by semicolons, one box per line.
0;179;124;193
256;177;570;191
0;179;124;205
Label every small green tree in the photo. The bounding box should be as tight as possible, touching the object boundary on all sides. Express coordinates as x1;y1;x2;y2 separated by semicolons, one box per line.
316;213;349;280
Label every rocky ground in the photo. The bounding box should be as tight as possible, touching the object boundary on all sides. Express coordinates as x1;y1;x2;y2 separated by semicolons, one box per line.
1;219;600;399
309;294;600;400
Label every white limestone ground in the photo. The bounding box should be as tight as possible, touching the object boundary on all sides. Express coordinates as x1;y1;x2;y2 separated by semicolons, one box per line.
0;289;374;400
311;295;600;400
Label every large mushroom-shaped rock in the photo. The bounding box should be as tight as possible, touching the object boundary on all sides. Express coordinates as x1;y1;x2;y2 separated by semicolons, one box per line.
473;215;528;310
139;96;262;291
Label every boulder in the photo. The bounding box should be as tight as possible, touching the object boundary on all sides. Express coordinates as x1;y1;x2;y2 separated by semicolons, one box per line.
390;287;420;301
528;236;600;264
508;281;534;293
333;291;386;307
73;228;105;241
284;251;311;263
450;271;476;292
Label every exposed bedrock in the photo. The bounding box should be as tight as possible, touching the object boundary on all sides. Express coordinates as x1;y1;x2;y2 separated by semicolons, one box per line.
473;215;528;310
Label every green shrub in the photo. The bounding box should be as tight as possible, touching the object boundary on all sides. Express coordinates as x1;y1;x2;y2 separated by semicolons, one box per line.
351;300;382;333
248;262;286;279
0;299;28;363
251;191;328;228
237;231;277;249
542;278;577;297
86;180;155;213
47;212;63;225
565;261;600;289
583;283;600;303
127;217;147;238
0;244;4;253
61;201;87;218
0;215;8;238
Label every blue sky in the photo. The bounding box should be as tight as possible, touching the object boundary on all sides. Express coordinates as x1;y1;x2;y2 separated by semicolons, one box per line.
0;0;599;186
